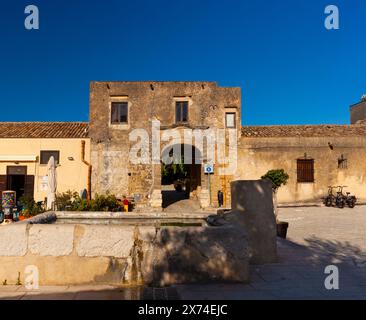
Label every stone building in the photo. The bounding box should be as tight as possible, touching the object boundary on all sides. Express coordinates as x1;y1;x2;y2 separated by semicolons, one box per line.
2;82;364;210
238;124;366;204
89;81;241;209
89;83;366;208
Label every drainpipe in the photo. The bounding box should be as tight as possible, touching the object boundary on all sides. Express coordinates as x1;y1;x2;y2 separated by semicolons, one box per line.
81;140;92;201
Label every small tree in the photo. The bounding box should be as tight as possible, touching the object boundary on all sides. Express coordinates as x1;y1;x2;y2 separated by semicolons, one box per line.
261;169;289;220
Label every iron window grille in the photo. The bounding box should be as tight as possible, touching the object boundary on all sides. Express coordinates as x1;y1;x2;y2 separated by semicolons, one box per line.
338;154;348;169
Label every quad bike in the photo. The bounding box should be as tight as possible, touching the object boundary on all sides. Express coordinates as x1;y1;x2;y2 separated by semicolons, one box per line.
335;186;345;209
324;186;336;207
336;186;357;209
324;186;357;209
341;186;357;208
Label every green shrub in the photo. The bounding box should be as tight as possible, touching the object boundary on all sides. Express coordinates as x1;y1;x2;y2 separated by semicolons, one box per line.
261;169;289;191
19;195;45;217
55;191;79;211
55;191;121;212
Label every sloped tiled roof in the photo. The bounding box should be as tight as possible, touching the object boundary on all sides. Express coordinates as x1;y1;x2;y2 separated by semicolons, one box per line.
0;122;89;138
241;124;366;138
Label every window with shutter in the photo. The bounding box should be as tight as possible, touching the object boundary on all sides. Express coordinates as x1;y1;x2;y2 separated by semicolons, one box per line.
297;159;314;183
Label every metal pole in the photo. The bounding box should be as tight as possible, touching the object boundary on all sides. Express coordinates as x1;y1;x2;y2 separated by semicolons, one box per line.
208;173;212;207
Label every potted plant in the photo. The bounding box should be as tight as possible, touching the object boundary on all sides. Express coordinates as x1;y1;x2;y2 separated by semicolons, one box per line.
261;169;290;239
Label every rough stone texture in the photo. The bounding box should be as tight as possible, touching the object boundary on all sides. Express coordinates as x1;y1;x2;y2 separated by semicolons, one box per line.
143;226;250;286
0;224;28;256
29;225;74;256
76;225;135;258
228;180;277;264
0;222;250;286
89;81;241;209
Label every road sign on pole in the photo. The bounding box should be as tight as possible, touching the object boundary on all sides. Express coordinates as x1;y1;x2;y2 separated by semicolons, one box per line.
204;164;214;206
204;164;214;174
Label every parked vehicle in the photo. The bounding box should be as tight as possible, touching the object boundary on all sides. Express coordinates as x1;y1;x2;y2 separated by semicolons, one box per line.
324;185;357;209
324;186;336;207
338;186;357;208
335;186;345;209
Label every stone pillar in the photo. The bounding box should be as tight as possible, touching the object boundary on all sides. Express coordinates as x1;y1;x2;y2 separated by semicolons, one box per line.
150;164;162;209
150;190;162;208
199;189;210;209
228;180;277;264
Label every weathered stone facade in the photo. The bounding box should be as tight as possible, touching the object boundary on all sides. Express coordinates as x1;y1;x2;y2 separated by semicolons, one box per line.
89;81;366;208
89;81;241;209
238;124;366;204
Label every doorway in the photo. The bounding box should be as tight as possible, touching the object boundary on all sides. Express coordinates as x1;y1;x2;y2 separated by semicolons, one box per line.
6;166;27;202
161;144;202;210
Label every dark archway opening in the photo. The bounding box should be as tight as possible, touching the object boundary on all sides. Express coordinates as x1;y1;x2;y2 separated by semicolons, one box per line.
161;145;201;209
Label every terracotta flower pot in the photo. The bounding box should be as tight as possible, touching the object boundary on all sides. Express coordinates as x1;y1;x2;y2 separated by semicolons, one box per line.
19;216;26;221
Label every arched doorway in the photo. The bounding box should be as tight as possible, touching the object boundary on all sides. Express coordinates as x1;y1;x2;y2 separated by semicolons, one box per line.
161;144;202;210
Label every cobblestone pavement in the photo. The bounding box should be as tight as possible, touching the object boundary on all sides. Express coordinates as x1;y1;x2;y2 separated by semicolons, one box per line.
175;206;366;300
0;206;365;300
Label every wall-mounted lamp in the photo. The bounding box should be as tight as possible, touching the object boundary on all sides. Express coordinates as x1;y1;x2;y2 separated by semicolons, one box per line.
328;142;334;150
68;157;74;161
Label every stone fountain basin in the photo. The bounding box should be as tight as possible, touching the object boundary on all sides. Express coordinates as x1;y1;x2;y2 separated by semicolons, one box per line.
0;213;250;286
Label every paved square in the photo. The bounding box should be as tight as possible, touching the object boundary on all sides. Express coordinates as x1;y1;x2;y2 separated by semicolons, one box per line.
176;206;366;300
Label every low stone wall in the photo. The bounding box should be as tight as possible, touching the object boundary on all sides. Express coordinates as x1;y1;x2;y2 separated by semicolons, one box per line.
0;221;250;286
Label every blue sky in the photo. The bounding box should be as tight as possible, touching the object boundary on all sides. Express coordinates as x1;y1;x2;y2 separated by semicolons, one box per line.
0;0;365;125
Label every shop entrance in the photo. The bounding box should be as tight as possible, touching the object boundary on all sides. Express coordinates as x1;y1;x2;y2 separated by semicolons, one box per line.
6;166;34;203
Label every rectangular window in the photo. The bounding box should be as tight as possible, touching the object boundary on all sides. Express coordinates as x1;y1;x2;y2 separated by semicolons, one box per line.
111;102;128;124
297;159;314;183
225;113;236;128
176;101;189;123
40;151;60;165
338;155;348;169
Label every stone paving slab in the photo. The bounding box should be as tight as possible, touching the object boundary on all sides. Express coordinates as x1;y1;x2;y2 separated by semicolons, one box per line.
175;206;366;300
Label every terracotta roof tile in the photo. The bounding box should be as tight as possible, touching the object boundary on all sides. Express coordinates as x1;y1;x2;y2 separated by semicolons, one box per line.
0;122;89;138
241;124;366;138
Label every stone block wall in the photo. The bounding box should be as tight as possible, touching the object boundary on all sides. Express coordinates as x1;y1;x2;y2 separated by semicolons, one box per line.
0;219;250;286
89;81;241;209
